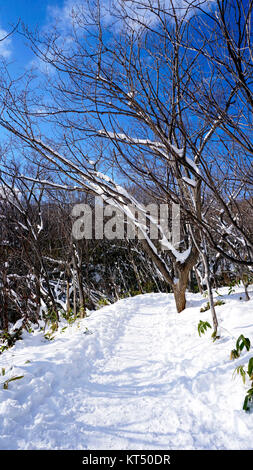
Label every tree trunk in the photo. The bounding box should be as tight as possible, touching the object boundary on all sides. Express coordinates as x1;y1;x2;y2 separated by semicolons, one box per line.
194;267;203;294
173;284;187;312
130;255;143;293
242;274;250;301
140;236;199;312
2;265;9;332
73;276;77;318
172;269;189;313
72;252;86;318
66;278;71;312
202;251;218;334
35;277;41;323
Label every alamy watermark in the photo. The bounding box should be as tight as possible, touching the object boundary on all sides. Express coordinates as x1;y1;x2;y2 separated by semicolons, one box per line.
71;197;180;251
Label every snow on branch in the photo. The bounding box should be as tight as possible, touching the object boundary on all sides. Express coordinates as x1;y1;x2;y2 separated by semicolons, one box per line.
97;130;184;158
182;176;197;188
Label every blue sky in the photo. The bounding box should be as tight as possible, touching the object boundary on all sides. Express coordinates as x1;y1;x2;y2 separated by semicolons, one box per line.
0;0;65;74
0;1;216;76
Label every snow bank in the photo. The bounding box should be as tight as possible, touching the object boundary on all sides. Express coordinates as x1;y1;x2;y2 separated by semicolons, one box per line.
0;286;253;450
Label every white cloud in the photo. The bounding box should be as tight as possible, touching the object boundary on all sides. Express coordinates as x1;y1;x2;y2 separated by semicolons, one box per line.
105;0;215;31
46;0;215;35
28;55;56;76
0;27;12;58
46;0;87;34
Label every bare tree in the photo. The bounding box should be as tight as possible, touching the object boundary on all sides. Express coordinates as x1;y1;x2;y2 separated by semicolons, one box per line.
0;0;252;318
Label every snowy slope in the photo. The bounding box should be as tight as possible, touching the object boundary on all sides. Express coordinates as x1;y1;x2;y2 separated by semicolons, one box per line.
0;286;253;450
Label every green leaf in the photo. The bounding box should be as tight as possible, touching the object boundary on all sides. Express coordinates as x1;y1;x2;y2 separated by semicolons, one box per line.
243;388;253;412
247;358;253;377
230;349;240;360
198;320;211;337
236;335;251;353
242;337;251;352
236;335;244;351
233;365;246;384
243;395;249;411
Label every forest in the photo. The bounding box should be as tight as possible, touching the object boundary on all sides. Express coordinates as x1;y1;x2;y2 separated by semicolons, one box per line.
0;0;252;334
0;0;252;451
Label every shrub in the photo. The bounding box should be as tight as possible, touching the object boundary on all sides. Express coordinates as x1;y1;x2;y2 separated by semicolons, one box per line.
228;279;240;295
0;328;23;354
230;334;251;360
233;357;253;412
97;297;110;308
129;289;142;297
198;320;212;337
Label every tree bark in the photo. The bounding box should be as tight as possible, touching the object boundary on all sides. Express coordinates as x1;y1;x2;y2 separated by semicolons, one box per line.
202;250;218;334
194;267;203;295
242;274;250;301
141;238;199;313
173;280;188;313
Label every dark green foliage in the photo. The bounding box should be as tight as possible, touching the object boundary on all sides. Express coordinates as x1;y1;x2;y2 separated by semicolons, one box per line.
129;289;142;297
44;309;58;324
243;389;253;412
236;335;251;353
231;338;253;412
198;320;212;337
97;298;110;308
248;357;253;379
228;279;241;295
44;330;56;341
233;365;246;384
0;344;8;354
200;303;210;313
230;334;251;360
230;349;241;360
191;283;200;293
0;327;23;354
142;280;158;293
62;308;83;324
211;331;220;342
233;357;253;412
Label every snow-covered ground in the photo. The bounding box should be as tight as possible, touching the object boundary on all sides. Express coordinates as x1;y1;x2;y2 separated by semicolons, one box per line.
0;285;253;450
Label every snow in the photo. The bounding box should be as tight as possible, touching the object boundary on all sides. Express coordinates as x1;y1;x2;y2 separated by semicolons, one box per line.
170;145;184;157
185;157;201;175
0;286;253;450
0;185;21;202
182;176;197;187
202;118;221;144
159;237;191;263
97;130;184;159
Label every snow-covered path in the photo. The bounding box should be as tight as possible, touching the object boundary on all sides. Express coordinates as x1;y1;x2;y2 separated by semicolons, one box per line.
83;295;175;449
1;290;253;450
